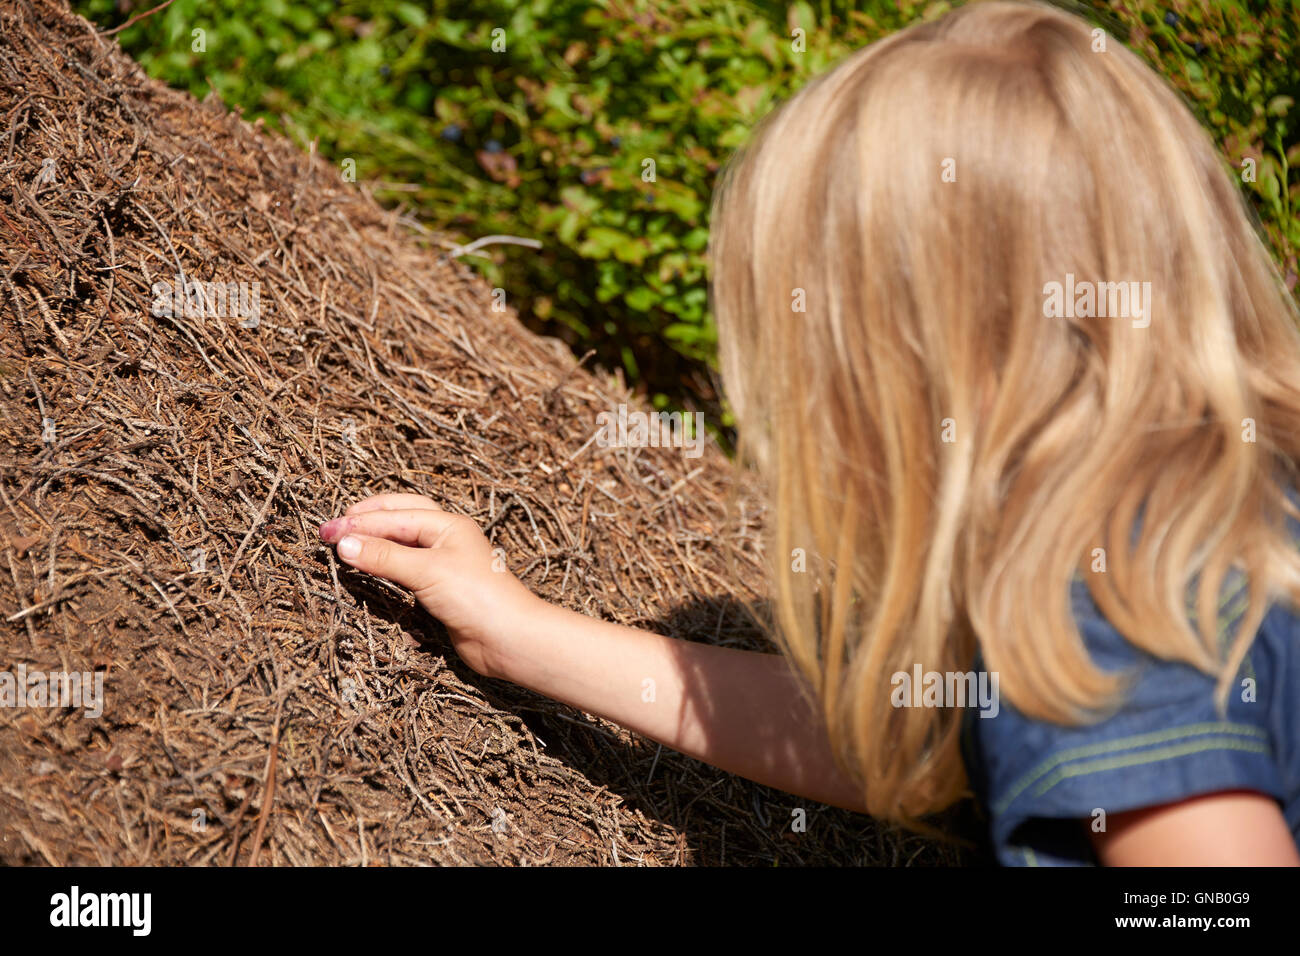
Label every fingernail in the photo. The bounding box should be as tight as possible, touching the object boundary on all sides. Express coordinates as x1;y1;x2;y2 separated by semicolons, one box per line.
337;535;361;560
319;519;339;540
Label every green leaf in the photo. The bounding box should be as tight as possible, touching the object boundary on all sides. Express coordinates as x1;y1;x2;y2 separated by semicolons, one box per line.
624;286;657;311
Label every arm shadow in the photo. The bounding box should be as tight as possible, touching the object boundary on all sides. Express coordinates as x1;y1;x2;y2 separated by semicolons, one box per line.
344;573;990;866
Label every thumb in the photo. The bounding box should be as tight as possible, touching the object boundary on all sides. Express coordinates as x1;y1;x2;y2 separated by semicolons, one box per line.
334;533;437;593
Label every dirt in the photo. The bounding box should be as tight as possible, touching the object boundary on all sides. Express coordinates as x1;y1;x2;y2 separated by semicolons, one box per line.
0;0;970;865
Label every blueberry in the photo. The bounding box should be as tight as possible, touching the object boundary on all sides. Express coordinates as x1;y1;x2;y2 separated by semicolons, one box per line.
644;191;655;203
485;139;503;154
1164;11;1179;27
1193;41;1207;55
441;124;462;142
610;136;622;148
379;64;391;77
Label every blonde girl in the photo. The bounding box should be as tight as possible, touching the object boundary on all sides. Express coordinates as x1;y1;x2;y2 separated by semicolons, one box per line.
319;1;1300;864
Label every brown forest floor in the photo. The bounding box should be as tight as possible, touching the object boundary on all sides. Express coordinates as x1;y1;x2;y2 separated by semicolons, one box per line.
0;0;973;865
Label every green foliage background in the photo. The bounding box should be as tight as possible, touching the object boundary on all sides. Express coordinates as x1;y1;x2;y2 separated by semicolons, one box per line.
76;0;1300;419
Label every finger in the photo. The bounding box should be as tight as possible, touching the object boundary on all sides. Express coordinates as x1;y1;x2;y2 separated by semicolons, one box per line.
320;509;468;548
333;533;440;593
344;494;444;517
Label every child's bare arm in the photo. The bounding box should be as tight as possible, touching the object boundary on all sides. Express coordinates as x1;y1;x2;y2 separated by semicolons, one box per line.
1089;791;1300;865
319;493;868;813
487;601;869;812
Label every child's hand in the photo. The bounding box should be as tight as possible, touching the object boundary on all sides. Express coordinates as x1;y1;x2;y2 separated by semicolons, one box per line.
318;493;542;677
320;498;872;813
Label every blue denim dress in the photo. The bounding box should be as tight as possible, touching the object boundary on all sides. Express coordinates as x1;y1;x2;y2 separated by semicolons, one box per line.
962;570;1299;866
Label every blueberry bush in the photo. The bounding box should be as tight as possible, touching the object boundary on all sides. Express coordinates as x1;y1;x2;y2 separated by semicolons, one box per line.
76;0;1299;419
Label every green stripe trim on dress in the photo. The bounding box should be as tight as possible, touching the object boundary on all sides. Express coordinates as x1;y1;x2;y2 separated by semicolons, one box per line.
994;721;1268;814
1028;736;1272;799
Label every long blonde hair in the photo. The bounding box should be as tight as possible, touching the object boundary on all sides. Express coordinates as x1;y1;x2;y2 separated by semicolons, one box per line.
710;0;1300;824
